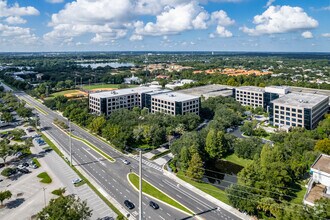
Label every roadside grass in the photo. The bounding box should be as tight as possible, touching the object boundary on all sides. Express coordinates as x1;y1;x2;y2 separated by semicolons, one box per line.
37;172;52;184
150;150;171;160
32;158;41;167
40;133;125;219
23;100;48;115
82;84;136;90
176;171;230;205
223;153;252;168
128;173;193;215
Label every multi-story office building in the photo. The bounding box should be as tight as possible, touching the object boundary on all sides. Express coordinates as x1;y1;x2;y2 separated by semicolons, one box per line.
89;87;200;116
89;87;161;116
270;93;329;130
234;86;265;108
151;92;200;115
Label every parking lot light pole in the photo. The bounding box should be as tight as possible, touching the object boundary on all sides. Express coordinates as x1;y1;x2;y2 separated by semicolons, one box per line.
42;187;46;208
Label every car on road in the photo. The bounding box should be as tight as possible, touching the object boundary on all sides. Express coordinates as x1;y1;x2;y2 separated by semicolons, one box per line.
124;200;135;209
149;201;159;209
72;178;82;184
122;159;130;165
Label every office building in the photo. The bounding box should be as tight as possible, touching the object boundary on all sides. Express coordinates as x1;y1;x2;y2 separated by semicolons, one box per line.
270;92;329;130
151;92;200;115
234;86;265;108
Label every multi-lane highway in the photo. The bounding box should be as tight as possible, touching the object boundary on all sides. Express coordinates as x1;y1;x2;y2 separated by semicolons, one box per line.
17;91;243;220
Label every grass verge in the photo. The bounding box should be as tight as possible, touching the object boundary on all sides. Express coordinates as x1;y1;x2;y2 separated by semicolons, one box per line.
40;133;125;219
176;171;230;205
223;153;252;168
50;89;80;97
52;188;64;196
32;158;41;167
82;84;136;90
37;172;52;184
128;173;193;215
23;100;48;115
74;180;86;187
150;150;171;160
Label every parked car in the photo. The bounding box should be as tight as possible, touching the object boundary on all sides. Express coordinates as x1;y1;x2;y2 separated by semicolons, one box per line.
124;200;135;209
72;178;82;184
122;159;130;165
18;168;30;174
31;164;38;169
22;162;29;167
44;148;52;153
149;201;159;209
18;164;25;169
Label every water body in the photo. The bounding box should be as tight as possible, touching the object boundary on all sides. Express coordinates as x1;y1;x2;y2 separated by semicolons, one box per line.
204;160;244;191
78;62;134;69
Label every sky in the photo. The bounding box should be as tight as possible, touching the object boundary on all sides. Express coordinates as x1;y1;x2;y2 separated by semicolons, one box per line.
0;0;329;52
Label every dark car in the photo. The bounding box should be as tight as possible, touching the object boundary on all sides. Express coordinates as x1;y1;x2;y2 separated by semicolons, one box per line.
149;201;159;209
44;148;53;153
124;200;135;209
18;168;30;174
22;162;29;167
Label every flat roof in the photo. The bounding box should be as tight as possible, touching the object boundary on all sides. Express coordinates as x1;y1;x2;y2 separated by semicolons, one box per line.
311;154;330;174
289;86;330;97
152;92;199;102
90;86;161;99
146;89;171;96
236;86;265;92
271;92;329;108
179;84;234;98
266;86;290;89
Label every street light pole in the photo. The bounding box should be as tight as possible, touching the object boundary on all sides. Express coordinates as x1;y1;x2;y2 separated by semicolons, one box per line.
139;150;142;220
69;120;72;166
42;187;46;208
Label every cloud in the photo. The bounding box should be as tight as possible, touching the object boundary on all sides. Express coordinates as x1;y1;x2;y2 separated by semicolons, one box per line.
241;5;318;36
265;0;275;8
5;16;26;24
209;10;234;38
322;33;330;38
129;34;143;41
46;0;64;3
321;6;330;11
0;1;39;17
216;25;232;37
301;31;313;39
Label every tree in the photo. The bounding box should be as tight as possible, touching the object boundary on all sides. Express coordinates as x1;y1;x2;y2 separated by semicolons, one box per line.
0;140;13;164
1;112;13;123
0;190;12;206
16;107;33;118
88;116;106;135
186;153;204;181
205;129;226;159
314;138;330;155
37;194;92;220
226;185;258;215
234;137;263;160
240;120;257;136
314;198;330;219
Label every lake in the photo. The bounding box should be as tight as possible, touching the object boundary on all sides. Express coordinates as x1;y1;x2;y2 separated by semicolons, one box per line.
78;62;134;69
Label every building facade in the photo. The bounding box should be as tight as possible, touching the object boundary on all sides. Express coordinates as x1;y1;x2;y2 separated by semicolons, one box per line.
270;93;329;130
234;86;265;108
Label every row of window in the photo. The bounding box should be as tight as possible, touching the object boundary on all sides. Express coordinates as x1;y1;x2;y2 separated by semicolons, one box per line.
152;99;175;106
274;119;303;127
152;105;174;110
183;100;199;106
236;91;263;96
274;111;303;118
274;105;303;113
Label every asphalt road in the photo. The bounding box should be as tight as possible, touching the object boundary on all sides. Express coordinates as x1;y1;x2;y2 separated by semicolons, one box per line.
16;91;242;220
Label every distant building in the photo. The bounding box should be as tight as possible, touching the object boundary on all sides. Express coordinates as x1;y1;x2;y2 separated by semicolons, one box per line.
304;154;330;206
124;75;142;84
165;79;195;90
270;92;329;130
179;84;234;99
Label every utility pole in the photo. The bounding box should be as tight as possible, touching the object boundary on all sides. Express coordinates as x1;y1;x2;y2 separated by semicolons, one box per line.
42;187;46;208
139;150;142;220
80;77;82;89
69;120;72;166
45;86;49;97
74;77;77;88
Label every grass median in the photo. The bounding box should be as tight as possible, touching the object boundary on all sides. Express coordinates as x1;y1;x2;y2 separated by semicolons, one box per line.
128;173;193;215
37;172;52;184
40;133;125;219
24;99;48;115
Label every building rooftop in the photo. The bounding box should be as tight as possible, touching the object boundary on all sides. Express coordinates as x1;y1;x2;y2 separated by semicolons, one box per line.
146;89;171;96
290;86;330;97
271;93;329;108
90;86;161;99
311;154;330;174
179;84;234;98
236;86;265;92
152;92;199;102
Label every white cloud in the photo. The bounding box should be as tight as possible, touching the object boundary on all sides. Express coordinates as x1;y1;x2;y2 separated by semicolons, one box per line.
216;25;232;37
301;31;313;39
322;33;330;38
241;5;318;36
0;1;39;17
265;0;275;8
5;16;26;24
321;6;330;11
0;23;38;43
46;0;64;3
129;34;143;41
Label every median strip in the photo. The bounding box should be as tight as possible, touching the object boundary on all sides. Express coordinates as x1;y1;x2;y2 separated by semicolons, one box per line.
52;123;115;162
22;99;48;115
127;172;194;216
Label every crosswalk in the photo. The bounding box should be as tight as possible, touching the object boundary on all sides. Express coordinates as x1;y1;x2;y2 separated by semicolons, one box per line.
131;156;163;172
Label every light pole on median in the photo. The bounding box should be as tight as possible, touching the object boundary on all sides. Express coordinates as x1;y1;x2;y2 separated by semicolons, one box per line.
69;119;72;166
139;149;142;220
42;187;46;208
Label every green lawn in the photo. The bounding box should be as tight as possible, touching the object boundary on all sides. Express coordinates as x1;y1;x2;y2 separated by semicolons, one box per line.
291;185;307;204
128;173;193;215
82;84;137;90
37;172;52;184
176;171;230;205
32;158;41;167
50;90;80;97
223;153;252;168
151;150;171;160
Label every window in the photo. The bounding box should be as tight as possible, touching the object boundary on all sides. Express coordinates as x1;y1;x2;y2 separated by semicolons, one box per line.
286;121;290;125
298;109;302;113
286;107;290;111
286;117;290;121
298;114;302;118
292;113;296;117
292;108;296;112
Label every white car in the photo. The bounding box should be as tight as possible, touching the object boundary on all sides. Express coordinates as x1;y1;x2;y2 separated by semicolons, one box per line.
122;159;130;165
71;178;82;184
